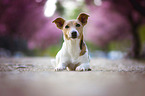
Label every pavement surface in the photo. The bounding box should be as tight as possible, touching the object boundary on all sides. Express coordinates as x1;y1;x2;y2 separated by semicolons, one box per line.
0;57;145;96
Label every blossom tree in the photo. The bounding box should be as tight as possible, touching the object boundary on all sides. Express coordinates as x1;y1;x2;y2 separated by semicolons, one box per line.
0;0;61;54
85;0;145;58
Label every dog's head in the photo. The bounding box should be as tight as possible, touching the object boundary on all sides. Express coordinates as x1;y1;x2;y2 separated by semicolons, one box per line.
53;13;89;40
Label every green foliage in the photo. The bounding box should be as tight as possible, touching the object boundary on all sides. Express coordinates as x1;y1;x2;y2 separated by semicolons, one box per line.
56;1;64;16
61;0;85;20
108;40;131;52
86;42;101;51
45;44;61;57
139;24;145;44
32;44;61;57
64;8;82;20
69;8;82;19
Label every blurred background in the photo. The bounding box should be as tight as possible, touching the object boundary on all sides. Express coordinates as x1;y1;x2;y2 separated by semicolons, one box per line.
0;0;145;59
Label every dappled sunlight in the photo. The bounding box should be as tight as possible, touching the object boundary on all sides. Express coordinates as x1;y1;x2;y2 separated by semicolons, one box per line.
44;0;57;17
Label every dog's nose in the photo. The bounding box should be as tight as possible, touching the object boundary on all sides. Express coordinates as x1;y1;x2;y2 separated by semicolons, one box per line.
71;31;77;39
72;31;77;36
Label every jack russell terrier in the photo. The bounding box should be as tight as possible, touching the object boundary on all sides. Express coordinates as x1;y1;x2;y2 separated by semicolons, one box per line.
52;13;91;71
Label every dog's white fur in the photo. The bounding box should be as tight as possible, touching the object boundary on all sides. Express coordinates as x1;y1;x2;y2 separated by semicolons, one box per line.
53;13;90;71
55;38;90;71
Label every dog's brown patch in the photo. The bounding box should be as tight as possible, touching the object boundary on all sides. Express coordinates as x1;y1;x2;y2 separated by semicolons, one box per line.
63;21;74;40
64;34;70;40
52;18;65;29
63;20;83;40
67;63;80;71
79;36;86;56
77;13;89;26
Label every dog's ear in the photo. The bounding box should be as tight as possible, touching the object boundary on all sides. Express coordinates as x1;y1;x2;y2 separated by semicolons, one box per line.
52;18;65;29
77;13;89;26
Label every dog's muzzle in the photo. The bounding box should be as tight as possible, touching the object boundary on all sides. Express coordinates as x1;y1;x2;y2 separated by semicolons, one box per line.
71;31;77;39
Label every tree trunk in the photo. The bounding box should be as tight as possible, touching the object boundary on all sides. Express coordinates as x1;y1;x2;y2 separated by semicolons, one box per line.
128;25;141;58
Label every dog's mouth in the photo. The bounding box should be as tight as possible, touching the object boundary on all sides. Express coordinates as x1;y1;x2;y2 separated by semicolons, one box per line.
71;35;77;39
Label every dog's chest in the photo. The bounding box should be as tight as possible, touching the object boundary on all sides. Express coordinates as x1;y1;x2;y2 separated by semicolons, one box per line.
65;39;81;59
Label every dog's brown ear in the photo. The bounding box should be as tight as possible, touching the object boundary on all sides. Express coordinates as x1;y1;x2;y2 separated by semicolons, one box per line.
52;18;65;29
77;13;89;26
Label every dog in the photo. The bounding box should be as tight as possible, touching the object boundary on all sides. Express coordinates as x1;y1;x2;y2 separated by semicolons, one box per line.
52;13;91;71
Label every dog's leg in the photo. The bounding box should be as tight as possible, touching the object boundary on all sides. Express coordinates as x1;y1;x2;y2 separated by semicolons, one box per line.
55;63;67;71
75;63;90;71
55;49;68;71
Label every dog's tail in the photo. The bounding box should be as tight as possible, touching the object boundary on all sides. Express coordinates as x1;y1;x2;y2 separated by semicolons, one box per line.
50;58;57;68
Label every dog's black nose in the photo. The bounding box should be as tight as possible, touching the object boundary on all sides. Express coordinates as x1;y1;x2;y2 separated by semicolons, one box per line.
71;31;77;39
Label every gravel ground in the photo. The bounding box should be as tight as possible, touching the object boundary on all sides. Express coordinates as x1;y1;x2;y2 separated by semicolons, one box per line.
0;57;145;96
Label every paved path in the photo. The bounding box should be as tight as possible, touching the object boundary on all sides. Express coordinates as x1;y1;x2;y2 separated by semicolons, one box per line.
0;57;145;96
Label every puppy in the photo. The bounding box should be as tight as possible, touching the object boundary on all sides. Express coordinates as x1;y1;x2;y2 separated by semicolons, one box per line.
52;13;90;71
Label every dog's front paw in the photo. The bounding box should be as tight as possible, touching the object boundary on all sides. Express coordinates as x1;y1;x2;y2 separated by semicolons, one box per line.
55;66;66;71
75;64;90;71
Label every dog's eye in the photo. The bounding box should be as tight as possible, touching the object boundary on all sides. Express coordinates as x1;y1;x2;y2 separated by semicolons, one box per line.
65;25;69;29
76;24;80;27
